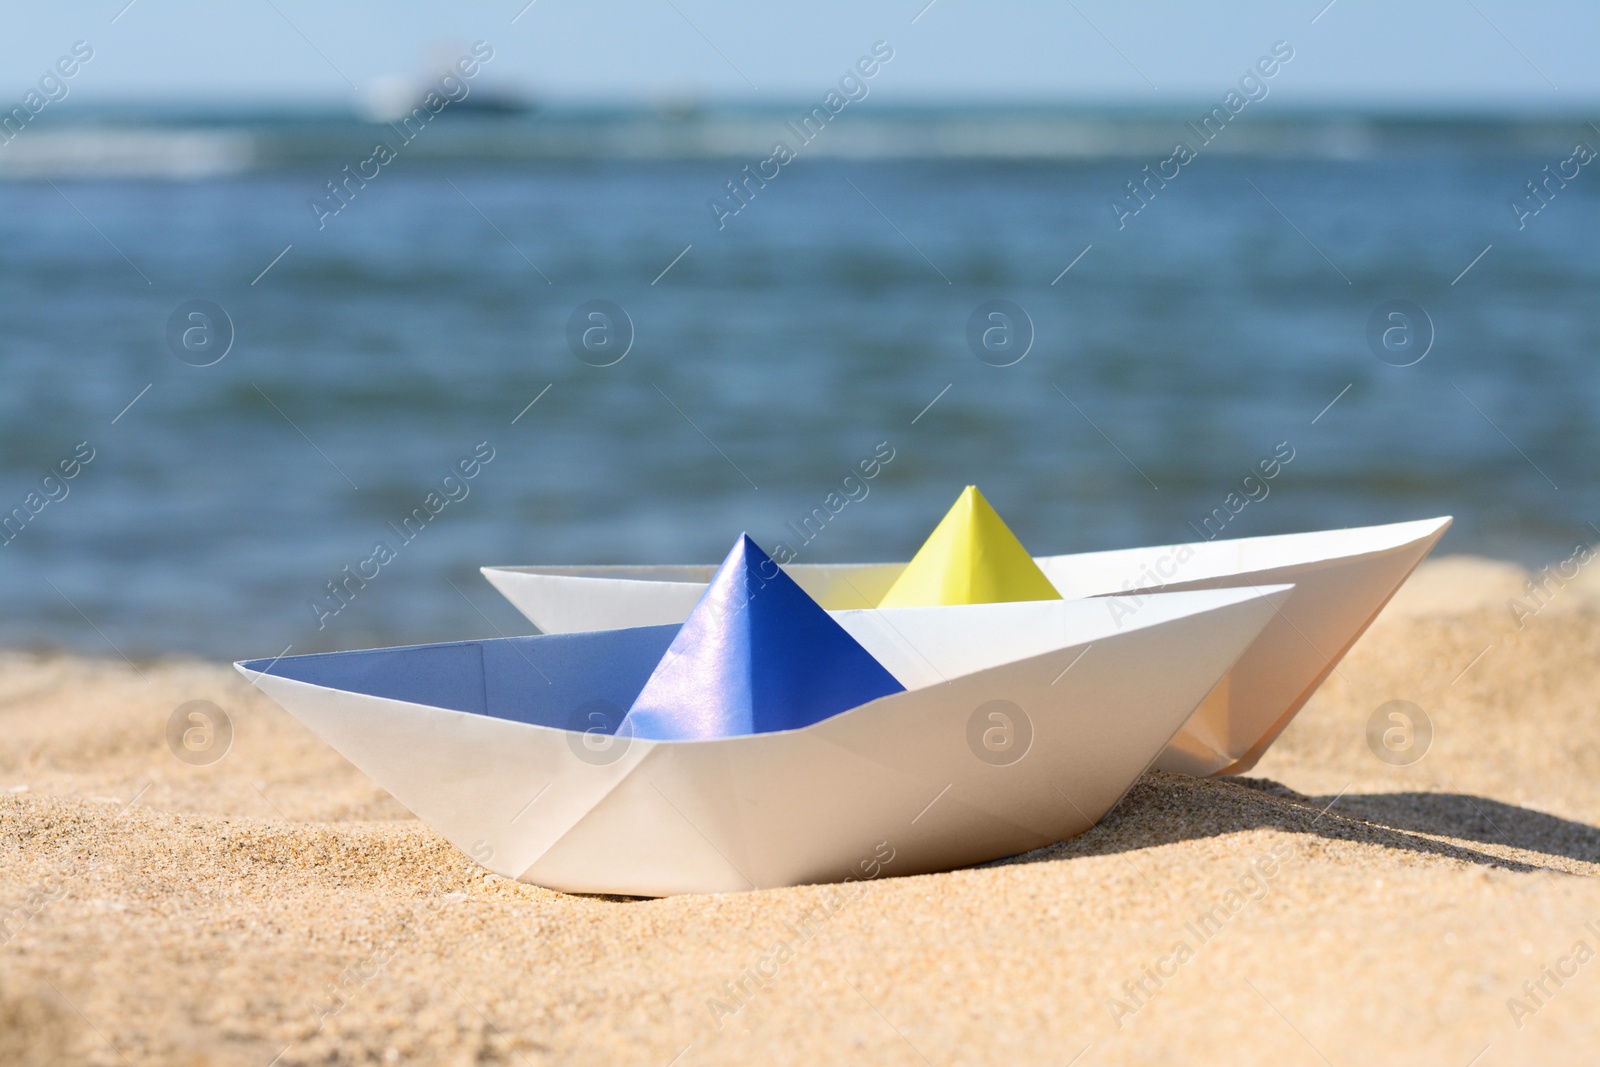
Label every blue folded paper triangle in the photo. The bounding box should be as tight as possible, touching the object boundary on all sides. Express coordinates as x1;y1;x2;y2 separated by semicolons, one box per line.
621;534;906;740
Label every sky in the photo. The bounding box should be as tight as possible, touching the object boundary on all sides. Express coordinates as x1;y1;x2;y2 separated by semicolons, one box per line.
2;0;1596;111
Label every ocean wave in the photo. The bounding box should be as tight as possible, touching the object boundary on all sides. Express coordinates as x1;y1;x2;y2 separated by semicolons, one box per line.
0;111;1587;178
0;127;254;179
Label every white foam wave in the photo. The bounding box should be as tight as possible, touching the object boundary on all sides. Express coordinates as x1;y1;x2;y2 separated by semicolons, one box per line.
0;128;255;179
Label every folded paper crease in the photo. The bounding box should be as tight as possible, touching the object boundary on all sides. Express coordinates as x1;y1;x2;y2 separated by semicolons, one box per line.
622;535;904;741
483;514;1452;777
238;583;1291;896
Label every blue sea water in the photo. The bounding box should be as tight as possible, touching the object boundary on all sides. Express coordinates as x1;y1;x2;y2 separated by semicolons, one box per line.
0;110;1595;659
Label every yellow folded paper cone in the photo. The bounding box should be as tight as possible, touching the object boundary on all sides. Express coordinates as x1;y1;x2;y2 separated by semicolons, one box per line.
877;486;1063;607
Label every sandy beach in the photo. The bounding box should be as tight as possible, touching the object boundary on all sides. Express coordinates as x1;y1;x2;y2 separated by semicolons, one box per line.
4;555;1599;1066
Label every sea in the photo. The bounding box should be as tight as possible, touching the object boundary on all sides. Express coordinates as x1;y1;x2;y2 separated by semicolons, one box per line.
0;107;1595;658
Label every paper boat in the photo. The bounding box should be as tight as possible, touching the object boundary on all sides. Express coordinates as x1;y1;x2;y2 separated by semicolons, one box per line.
237;584;1287;897
482;516;1451;777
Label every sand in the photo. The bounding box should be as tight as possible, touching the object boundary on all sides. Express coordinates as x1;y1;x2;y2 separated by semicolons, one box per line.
3;555;1600;1065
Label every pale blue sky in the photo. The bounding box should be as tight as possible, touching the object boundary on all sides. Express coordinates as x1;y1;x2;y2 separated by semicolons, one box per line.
3;0;1595;110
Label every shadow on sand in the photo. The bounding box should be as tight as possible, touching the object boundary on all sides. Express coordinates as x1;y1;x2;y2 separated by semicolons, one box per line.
995;771;1600;875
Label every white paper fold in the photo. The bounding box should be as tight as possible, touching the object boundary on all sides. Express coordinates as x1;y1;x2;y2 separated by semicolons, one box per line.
239;585;1288;896
482;516;1451;776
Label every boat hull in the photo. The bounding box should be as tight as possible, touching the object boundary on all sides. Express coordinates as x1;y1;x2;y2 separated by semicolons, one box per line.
482;517;1451;777
238;586;1286;896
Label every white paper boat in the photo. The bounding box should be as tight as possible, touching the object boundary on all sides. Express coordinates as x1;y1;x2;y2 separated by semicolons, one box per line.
238;585;1287;897
482;517;1451;777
